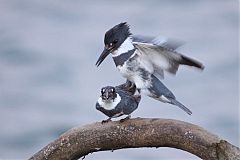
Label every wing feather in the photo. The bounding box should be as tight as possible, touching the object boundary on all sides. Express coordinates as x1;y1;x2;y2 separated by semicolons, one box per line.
133;40;204;77
132;35;184;50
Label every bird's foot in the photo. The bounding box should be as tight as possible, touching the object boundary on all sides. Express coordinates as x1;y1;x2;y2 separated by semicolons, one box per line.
120;115;131;123
101;118;112;124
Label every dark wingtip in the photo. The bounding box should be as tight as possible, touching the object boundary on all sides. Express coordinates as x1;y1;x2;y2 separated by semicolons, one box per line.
200;64;205;70
181;55;205;70
187;110;193;115
169;98;193;115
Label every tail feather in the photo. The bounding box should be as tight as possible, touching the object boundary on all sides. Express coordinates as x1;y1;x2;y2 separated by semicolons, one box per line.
180;55;205;70
149;75;193;115
169;98;192;115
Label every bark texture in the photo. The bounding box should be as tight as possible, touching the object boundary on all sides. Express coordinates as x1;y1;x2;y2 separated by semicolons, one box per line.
29;118;240;160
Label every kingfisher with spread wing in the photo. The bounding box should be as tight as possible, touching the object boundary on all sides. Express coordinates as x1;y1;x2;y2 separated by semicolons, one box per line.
96;22;204;115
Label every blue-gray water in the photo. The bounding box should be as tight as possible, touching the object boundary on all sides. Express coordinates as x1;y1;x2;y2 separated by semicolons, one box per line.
0;0;239;159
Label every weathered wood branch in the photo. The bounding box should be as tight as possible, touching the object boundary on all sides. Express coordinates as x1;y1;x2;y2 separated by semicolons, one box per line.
29;118;240;160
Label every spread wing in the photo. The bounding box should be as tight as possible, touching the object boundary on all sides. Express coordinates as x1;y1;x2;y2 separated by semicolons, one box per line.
132;35;184;50
132;35;204;78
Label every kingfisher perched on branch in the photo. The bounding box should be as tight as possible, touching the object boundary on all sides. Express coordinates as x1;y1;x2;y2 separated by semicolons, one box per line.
96;81;141;123
96;22;204;115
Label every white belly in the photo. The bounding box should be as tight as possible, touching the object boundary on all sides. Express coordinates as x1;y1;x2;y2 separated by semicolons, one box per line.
117;63;133;79
117;61;151;89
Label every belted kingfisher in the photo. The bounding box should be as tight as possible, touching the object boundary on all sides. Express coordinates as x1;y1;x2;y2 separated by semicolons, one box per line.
96;81;141;123
96;22;204;115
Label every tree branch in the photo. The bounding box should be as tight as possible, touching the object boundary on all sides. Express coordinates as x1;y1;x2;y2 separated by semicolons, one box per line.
29;118;240;160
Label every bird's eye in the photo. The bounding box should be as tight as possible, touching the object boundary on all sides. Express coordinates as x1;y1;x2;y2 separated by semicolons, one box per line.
113;39;118;44
112;88;115;93
101;89;104;94
109;40;118;48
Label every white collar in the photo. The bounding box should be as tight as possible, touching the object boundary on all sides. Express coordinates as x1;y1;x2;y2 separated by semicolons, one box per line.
97;93;121;110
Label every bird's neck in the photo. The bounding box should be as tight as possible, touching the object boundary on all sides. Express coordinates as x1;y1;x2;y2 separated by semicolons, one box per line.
112;37;135;57
112;37;136;66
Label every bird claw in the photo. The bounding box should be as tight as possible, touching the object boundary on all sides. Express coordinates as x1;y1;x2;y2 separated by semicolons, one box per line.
101;118;112;124
120;115;131;123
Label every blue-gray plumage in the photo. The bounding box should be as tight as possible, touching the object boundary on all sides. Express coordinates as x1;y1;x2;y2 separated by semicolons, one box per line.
96;81;141;123
96;22;204;115
148;75;192;115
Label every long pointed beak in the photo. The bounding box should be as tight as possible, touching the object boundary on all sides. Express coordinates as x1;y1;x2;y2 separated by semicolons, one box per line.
95;48;110;67
105;92;109;99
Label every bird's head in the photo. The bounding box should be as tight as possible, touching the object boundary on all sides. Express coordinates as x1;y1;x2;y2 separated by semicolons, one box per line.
96;22;131;66
100;86;117;101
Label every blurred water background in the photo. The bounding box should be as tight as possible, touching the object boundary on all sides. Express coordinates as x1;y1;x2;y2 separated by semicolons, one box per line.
0;0;239;159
